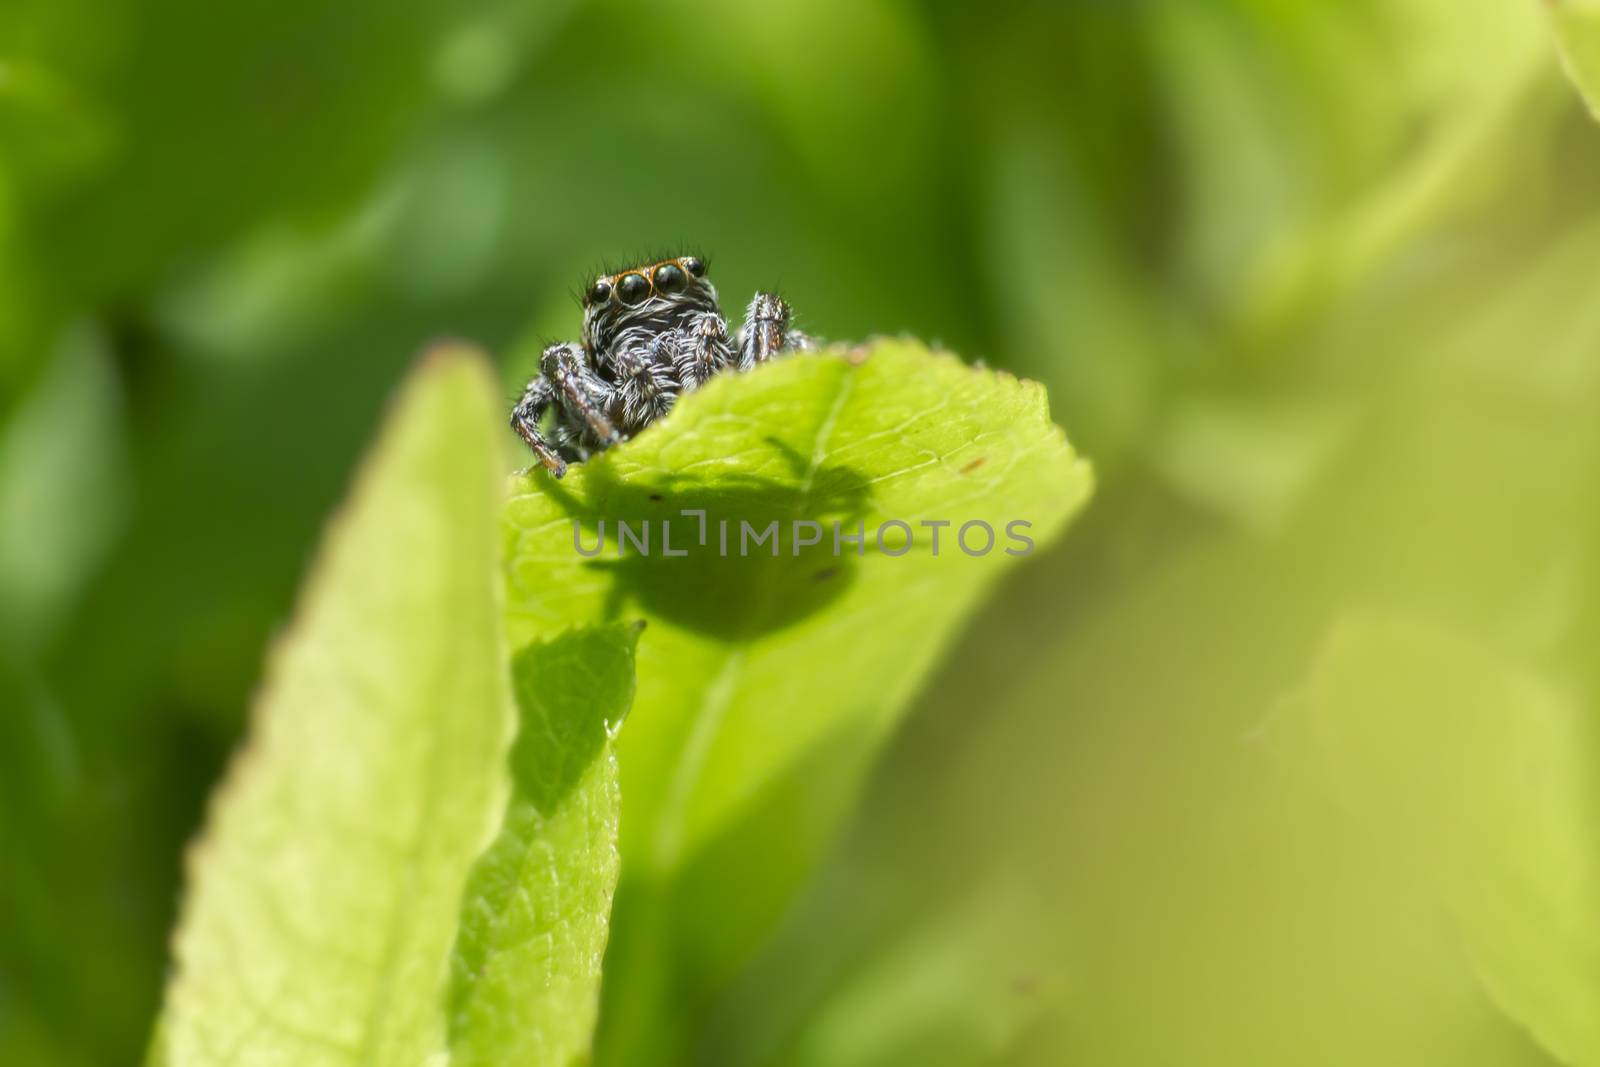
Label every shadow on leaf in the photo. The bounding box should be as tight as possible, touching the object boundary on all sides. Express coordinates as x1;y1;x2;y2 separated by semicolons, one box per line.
538;440;876;642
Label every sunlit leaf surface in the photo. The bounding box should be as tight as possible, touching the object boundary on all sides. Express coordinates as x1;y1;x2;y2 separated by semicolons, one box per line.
503;339;1091;1057
448;623;638;1067
153;350;513;1067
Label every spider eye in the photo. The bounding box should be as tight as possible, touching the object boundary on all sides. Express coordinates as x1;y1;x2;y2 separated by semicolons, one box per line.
617;272;650;306
683;256;706;278
653;263;686;295
586;279;612;306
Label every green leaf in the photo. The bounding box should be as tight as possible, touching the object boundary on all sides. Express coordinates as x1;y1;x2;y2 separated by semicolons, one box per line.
1552;0;1600;119
502;339;1092;1057
768;886;1051;1067
707;874;1057;1067
151;347;514;1067
1306;616;1600;1065
448;623;639;1067
0;323;126;651
1151;0;1548;338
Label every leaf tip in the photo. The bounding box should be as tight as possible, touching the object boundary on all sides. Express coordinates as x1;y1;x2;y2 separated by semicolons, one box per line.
416;335;490;367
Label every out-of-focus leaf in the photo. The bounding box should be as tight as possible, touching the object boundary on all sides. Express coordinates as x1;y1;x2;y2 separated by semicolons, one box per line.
1306;617;1600;1066
0;57;112;185
769;889;1049;1067
1149;389;1353;535
17;0;449;312
650;0;937;201
503;339;1091;1060
1551;0;1600;118
448;623;638;1067
1151;0;1550;334
979;114;1163;468
850;205;1600;1067
151;348;513;1067
707;875;1056;1067
0;323;126;650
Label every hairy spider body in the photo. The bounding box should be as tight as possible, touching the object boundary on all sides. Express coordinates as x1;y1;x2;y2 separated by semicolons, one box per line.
511;255;812;476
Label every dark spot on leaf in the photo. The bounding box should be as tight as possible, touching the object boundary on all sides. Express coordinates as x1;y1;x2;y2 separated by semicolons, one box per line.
812;566;839;582
960;457;986;474
648;493;663;502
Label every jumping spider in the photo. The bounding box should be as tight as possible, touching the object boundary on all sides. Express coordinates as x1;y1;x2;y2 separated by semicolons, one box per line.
511;254;812;477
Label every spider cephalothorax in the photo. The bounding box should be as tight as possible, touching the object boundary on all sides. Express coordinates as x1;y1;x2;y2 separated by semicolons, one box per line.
511;255;812;476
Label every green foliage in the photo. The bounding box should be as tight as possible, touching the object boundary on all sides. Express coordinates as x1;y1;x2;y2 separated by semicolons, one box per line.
9;0;1600;1064
502;339;1090;1057
1552;0;1600;118
745;879;1055;1067
0;326;125;651
147;340;1086;1065
1304;618;1600;1066
152;350;573;1067
449;624;639;1067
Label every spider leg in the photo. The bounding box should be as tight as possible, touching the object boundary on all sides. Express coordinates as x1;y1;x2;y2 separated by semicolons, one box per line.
736;292;809;370
615;340;680;431
674;311;734;389
542;341;622;448
509;374;568;477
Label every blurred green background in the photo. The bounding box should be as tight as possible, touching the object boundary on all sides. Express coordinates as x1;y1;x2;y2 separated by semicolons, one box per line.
4;1;1598;1064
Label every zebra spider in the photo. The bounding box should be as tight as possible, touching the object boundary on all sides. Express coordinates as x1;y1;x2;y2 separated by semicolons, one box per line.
510;254;812;477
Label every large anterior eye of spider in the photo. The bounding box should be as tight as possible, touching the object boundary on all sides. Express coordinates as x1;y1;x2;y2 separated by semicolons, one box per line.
586;279;612;306
653;263;686;295
617;272;650;305
683;256;706;278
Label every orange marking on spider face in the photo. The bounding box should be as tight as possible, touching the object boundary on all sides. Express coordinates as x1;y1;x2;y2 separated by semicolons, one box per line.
587;257;698;307
601;258;689;287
